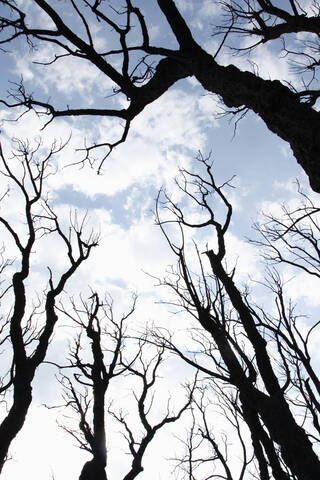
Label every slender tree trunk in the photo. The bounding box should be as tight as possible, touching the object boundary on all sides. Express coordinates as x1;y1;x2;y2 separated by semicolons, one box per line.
198;311;289;479
205;252;320;480
92;384;107;469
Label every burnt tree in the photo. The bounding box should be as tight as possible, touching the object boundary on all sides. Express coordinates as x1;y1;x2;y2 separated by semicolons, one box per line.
0;138;98;473
51;292;194;480
0;0;319;189
154;153;320;480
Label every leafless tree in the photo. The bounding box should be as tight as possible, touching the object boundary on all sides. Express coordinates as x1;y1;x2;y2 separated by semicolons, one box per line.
0;1;319;190
153;152;320;480
251;186;320;277
50;292;195;480
248;188;320;440
0;138;98;473
173;381;254;480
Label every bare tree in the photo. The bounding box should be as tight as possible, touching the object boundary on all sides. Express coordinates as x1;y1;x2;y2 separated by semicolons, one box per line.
50;292;195;480
154;153;320;480
249;189;320;439
251;187;320;277
0;1;319;190
52;292;129;480
174;382;254;480
0;138;98;473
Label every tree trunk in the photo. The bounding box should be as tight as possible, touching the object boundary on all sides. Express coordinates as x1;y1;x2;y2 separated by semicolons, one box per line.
256;392;320;480
79;459;107;480
0;378;32;473
205;252;320;480
193;50;320;193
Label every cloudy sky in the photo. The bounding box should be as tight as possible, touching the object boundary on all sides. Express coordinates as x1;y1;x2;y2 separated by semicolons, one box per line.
0;0;319;479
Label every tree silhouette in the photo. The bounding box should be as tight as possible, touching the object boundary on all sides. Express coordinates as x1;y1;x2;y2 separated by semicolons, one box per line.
1;2;320;478
153;153;320;480
49;292;194;480
0;0;319;189
0;138;98;472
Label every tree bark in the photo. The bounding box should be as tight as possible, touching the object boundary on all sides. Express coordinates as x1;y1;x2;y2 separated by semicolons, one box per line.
0;375;33;472
79;459;107;480
194;50;320;193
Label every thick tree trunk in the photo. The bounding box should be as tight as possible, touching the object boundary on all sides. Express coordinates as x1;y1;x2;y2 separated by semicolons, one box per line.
1;0;320;191
240;395;290;480
256;392;320;480
134;48;320;192
79;459;107;480
0;378;32;473
155;0;320;192
194;50;320;193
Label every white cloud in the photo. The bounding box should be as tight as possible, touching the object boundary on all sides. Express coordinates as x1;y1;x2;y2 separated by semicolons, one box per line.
12;44;114;101
199;0;221;17
80;213;174;293
224;231;261;279
175;0;194;12
132;88;214;150
0;85;219;200
286;270;320;307
250;45;292;82
298;0;318;14
272;178;301;193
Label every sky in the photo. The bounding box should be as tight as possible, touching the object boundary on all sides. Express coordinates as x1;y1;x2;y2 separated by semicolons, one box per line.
0;0;319;479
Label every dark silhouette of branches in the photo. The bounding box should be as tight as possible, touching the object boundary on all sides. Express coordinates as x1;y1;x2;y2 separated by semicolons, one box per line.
50;292;194;480
248;187;320;440
216;1;320;94
217;0;320;46
54;292;133;480
174;383;254;480
154;152;320;480
113;348;195;480
0;138;98;473
0;1;320;189
251;187;320;277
